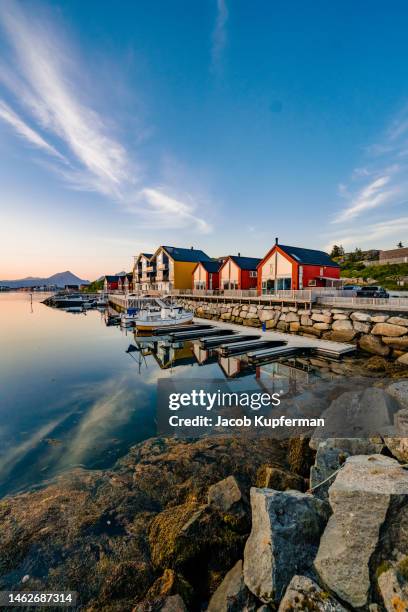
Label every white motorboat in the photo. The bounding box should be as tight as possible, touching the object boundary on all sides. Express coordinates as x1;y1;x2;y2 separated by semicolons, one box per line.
135;307;193;331
119;298;193;330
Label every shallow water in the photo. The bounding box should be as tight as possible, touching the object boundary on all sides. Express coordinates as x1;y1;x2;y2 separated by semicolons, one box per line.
0;293;328;497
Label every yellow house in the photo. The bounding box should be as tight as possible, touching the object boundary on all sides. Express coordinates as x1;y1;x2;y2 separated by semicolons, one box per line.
153;246;211;292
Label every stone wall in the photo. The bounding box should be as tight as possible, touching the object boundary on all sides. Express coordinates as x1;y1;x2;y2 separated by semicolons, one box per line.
177;299;408;362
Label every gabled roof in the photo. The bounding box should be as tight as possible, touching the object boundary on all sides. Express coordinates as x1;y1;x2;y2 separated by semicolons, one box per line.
229;255;262;270
161;246;211;262
141;252;153;259
277;244;340;267
105;275;119;282
197;260;223;273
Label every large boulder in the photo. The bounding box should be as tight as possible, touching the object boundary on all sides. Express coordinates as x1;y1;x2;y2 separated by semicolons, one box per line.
243;488;330;604
278;575;347;611
351;311;371;322
314;455;408;609
207;560;257;612
372;323;408;337
353;321;371;333
359;334;390;356
332;319;353;331
377;566;408;612
312;387;398;440
322;330;356;342
312;313;332;323
388;316;408;326
310;437;384;500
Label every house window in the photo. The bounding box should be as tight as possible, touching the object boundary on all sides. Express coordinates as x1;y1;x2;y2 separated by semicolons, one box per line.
276;277;291;290
320;267;324;276
249;271;257;278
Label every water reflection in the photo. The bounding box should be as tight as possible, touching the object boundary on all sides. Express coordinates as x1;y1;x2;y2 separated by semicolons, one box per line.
0;293;332;498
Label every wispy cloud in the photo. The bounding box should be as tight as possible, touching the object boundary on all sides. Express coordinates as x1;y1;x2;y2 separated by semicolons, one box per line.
211;0;228;74
325;215;408;252
139;187;211;233
332;103;408;233
0;1;213;234
0;99;65;160
334;174;398;223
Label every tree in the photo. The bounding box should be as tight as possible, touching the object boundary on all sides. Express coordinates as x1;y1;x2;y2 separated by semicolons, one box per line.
397;241;404;248
330;244;345;258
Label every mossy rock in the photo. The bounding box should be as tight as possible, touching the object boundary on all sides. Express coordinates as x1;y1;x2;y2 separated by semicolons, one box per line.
99;560;152;602
145;568;193;606
256;465;306;492
287;437;315;478
148;502;245;600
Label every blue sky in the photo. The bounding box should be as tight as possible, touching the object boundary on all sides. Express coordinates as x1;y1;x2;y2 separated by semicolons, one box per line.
1;0;408;279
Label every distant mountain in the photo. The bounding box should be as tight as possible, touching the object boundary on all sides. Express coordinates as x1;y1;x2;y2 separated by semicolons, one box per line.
0;271;90;288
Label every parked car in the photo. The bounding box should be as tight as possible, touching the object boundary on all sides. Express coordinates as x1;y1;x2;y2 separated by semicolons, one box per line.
342;284;361;294
357;285;389;298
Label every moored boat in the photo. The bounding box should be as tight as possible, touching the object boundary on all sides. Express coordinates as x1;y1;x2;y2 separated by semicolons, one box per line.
135;310;193;331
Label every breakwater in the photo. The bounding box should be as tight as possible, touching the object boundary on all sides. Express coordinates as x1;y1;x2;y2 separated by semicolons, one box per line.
177;298;408;362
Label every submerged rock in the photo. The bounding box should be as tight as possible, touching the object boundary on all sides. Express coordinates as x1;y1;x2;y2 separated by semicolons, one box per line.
243;488;330;604
314;454;408;609
386;380;408;408
278;575;347;611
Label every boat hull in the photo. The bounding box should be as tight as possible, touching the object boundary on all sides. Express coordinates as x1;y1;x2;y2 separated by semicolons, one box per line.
135;313;194;331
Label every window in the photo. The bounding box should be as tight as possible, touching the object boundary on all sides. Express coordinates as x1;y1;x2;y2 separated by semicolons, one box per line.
320;267;324;276
276;277;291;290
308;279;317;286
249;271;257;278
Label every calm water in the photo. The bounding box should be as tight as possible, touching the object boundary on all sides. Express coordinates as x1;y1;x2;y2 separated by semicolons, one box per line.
0;293;319;498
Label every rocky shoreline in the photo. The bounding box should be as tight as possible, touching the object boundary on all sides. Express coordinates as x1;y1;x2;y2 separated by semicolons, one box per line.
1;380;408;611
177;299;408;363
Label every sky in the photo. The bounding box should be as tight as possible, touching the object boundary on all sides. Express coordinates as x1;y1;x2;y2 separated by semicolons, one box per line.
1;0;408;280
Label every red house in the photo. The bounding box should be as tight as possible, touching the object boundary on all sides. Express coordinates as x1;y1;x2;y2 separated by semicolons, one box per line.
103;275;120;292
257;239;340;294
192;259;224;290
219;255;261;290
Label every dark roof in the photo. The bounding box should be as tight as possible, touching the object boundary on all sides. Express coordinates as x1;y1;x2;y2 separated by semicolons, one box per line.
141;253;153;259
229;255;262;270
199;260;223;273
161;246;211;262
105;275;119;282
277;244;340;267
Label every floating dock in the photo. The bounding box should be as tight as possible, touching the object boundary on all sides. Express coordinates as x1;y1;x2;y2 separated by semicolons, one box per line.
152;323;213;335
168;328;236;341
189;317;356;360
216;338;287;357
198;333;260;348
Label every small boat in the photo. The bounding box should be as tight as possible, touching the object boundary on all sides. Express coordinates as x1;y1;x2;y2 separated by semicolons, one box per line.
135;306;193;331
